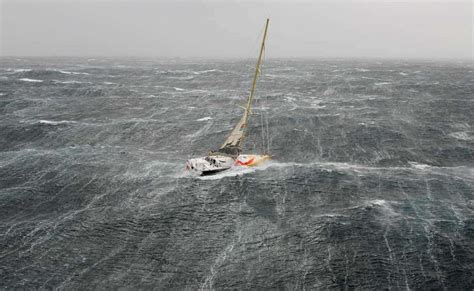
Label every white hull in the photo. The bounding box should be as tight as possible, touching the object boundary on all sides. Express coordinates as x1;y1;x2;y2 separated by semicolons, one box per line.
186;154;271;175
186;155;235;175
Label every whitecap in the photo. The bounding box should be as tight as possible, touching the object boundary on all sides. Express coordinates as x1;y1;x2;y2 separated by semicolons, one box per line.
399;72;408;76
53;80;83;84
19;78;43;83
103;82;116;85
449;131;472;141
265;74;281;78
374;82;392;86
8;68;32;73
38;120;76;125
197;117;212;121
366;199;398;216
355;68;370;72
253;106;270;111
311;104;326;109
174;87;185;91
408;161;432;170
370;199;388;206
57;70;90;75
311;213;347;219
193;69;222;75
310;99;326;109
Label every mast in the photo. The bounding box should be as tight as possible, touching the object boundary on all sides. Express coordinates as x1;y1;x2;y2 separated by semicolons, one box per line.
218;18;269;156
241;18;269;143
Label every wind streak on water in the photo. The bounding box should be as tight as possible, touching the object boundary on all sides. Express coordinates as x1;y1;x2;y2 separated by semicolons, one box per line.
0;57;472;289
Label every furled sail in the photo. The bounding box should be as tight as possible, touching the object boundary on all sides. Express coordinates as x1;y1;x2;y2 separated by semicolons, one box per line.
216;18;269;158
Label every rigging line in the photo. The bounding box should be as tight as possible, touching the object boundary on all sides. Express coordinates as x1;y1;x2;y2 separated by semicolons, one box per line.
260;43;271;154
246;27;266;148
255;41;264;154
266;112;270;154
263;92;269;154
257;44;269;155
260;107;266;155
263;46;270;154
258;43;265;155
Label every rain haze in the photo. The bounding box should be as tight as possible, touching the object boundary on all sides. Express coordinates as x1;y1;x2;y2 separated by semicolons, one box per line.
1;0;472;59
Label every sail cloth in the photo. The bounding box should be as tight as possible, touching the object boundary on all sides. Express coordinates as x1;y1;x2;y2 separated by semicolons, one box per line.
218;111;248;157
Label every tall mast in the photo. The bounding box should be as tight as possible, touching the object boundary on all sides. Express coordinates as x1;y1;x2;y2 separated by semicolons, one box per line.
218;18;269;156
242;18;269;140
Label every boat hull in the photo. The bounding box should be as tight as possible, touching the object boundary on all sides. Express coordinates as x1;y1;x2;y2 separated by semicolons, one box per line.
186;155;235;175
199;168;231;176
186;154;271;176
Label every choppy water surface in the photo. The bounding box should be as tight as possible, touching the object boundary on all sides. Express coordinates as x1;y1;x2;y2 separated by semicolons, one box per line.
0;57;473;289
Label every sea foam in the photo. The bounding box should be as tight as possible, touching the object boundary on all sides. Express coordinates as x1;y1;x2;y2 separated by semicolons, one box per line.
38;120;77;125
19;78;43;83
197;117;212;121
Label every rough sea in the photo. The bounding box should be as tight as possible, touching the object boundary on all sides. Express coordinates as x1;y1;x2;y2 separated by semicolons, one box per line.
0;57;473;289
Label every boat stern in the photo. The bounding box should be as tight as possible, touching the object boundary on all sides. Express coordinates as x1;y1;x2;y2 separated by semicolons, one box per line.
236;154;271;167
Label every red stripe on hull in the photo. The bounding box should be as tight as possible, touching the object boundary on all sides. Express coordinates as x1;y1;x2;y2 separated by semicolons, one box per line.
236;157;255;166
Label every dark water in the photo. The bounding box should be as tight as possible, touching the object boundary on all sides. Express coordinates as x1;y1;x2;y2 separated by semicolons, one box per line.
0;57;473;289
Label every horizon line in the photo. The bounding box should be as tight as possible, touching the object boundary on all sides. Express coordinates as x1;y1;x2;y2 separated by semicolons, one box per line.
1;55;472;62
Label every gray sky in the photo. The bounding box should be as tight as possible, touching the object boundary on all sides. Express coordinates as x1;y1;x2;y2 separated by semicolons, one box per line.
1;0;472;59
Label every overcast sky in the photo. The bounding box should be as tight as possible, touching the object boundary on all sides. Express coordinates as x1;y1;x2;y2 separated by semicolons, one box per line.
1;0;472;59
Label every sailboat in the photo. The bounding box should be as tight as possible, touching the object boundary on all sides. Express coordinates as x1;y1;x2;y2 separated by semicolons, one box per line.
185;18;272;176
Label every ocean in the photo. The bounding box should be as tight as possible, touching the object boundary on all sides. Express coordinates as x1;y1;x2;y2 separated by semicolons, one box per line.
0;57;473;289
